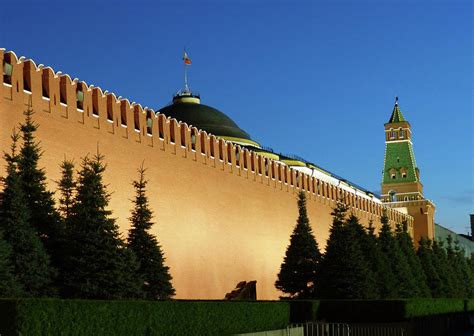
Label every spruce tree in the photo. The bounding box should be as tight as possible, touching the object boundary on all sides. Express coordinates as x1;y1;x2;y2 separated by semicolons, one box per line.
275;191;321;299
445;236;468;297
378;213;418;298
395;221;430;297
363;220;397;299
0;231;23;297
0;133;53;296
127;165;175;300
316;202;376;299
432;240;457;297
450;239;474;297
17;108;61;253
417;237;444;297
63;153;143;299
57;159;76;220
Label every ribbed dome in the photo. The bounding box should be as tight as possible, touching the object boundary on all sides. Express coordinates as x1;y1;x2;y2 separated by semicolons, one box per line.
158;94;259;147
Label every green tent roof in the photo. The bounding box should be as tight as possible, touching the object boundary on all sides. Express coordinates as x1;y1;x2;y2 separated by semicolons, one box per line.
382;141;419;184
388;101;406;124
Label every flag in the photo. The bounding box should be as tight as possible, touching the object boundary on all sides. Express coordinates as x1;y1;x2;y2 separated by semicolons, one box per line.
183;51;192;65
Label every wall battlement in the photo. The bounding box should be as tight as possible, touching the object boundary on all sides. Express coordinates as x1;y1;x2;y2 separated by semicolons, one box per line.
0;49;412;229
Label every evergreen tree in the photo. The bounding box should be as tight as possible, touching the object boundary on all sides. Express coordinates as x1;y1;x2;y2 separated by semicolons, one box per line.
17;108;61;253
395;221;430;297
363;220;397;299
316;203;377;299
445;236;469;297
63;153;143;299
0;231;23;297
417;237;444;297
57;159;76;220
431;240;457;297
127;165;175;300
275;191;321;299
0;133;53;296
378;213;418;298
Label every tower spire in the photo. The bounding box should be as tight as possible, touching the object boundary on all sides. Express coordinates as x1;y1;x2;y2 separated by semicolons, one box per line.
183;50;192;94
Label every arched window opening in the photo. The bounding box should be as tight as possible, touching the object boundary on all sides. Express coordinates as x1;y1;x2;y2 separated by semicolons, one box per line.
404;196;409;201
146;110;153;135
76;83;84;111
23;62;31;92
399;128;405;139
106;95;113;121
390;128;395;140
42;70;50;98
388;190;396;202
3;54;12;85
60;76;68;105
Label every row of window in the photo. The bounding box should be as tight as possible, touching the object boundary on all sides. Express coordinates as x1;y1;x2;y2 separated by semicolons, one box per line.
389;127;406;140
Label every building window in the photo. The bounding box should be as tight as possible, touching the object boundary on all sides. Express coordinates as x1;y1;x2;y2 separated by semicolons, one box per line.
404;196;408;201
390;129;396;139
389;190;396;202
399;128;405;139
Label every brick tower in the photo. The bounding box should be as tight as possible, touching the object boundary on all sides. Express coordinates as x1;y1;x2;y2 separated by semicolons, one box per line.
381;98;435;243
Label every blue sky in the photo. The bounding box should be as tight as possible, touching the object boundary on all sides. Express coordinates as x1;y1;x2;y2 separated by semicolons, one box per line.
1;0;472;234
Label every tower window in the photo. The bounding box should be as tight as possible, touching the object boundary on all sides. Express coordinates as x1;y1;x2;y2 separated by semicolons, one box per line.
390;129;396;140
402;172;407;178
404;196;408;201
399;128;405;139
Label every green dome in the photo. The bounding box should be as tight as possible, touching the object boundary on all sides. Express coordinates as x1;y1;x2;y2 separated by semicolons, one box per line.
157;95;259;147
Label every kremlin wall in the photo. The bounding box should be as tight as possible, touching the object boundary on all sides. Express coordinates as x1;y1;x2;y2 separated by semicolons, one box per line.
1;49;422;299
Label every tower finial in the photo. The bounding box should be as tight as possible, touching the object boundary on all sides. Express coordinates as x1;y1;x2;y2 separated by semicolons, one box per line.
182;50;192;94
395;96;399;105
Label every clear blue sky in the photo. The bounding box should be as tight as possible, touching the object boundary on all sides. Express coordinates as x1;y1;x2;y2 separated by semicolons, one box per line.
1;0;472;234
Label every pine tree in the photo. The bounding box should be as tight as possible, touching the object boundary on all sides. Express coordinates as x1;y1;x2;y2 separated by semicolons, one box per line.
378;213;418;298
316;202;377;299
417;237;444;297
63;153;143;299
395;221;430;297
17;108;61;255
363;220;397;299
0;133;53;296
275;191;321;299
127;165;175;300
